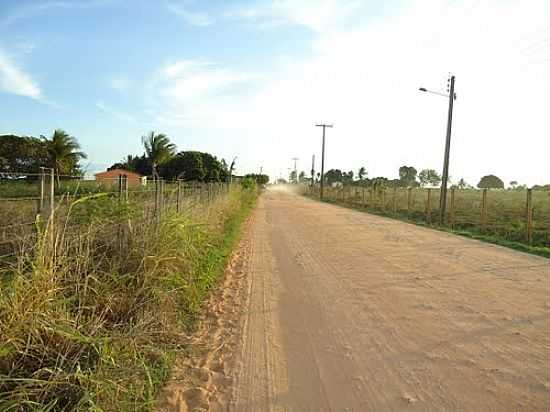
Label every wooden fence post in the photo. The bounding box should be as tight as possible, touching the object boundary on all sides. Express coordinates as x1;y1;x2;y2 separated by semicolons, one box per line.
381;189;386;212
481;189;488;232
426;188;432;224
49;169;55;255
407;187;412;218
176;180;181;213
362;187;366;207
526;189;533;244
118;174;123;202
450;187;456;229
39;168;45;215
392;187;397;213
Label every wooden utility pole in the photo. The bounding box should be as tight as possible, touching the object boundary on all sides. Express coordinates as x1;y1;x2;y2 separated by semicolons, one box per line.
311;154;315;187
316;124;333;200
439;75;456;224
292;158;299;183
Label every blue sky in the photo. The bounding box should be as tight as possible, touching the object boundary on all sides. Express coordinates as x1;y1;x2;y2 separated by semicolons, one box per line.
1;0;550;185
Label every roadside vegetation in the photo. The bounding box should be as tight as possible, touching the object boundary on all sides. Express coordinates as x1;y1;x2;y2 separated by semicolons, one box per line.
0;131;261;410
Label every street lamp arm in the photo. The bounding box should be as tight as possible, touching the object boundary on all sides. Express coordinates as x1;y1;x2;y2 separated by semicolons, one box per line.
419;87;451;98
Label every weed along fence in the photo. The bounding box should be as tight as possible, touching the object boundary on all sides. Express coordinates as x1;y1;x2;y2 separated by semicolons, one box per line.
0;170;236;264
306;185;550;248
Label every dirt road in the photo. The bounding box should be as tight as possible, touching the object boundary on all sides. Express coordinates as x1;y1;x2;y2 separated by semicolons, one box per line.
225;188;550;411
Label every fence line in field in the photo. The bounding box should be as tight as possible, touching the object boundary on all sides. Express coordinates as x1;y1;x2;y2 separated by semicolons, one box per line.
306;185;550;248
0;170;237;262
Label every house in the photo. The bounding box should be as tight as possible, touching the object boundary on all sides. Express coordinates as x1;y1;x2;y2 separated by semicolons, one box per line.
94;169;146;187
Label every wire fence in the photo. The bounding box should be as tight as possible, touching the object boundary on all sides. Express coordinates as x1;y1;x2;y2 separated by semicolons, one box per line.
306;185;550;248
0;170;236;263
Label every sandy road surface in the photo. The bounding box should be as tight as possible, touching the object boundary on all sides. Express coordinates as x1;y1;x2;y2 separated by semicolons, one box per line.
226;188;550;411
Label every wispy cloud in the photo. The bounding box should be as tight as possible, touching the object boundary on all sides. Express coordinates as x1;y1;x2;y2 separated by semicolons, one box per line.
1;0;114;25
96;101;137;124
0;49;41;100
226;0;366;32
108;75;132;93
158;60;255;104
166;1;213;27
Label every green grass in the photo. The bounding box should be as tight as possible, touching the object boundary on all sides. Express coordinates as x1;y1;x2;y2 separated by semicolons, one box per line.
0;184;257;411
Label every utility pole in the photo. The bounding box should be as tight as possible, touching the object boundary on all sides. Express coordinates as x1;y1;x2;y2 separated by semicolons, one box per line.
419;75;457;224
316;124;333;200
440;75;456;224
311;154;315;187
292;157;299;183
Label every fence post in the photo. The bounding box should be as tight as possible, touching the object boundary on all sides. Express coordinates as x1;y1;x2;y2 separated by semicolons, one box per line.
176;180;181;213
450;187;456;229
49;169;55;255
481;189;488;232
39;168;45;215
426;188;432;224
392;187;397;213
161;180;165;215
407;187;412;218
124;175;128;202
381;189;386;212
118;174;123;202
362;187;366;207
526;189;533;244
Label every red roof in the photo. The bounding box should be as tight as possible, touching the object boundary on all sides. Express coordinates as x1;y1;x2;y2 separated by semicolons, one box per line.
94;169;143;178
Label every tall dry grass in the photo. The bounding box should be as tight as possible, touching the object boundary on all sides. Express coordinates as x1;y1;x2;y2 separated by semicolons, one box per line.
0;185;256;411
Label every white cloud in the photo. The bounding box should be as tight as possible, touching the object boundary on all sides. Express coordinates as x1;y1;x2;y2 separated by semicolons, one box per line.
227;0;367;31
108;75;132;93
166;2;213;27
0;49;41;100
150;60;258;127
1;0;114;25
152;0;550;185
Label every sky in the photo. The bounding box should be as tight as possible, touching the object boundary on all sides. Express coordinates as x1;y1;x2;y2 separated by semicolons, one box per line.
1;0;550;186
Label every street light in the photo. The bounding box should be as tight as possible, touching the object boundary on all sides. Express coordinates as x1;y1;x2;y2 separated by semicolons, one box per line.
419;75;456;225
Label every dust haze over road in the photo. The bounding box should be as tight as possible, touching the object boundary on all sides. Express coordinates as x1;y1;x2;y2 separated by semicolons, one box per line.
226;188;550;411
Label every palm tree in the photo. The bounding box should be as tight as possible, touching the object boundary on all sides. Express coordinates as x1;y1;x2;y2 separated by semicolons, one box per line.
229;156;237;183
358;166;367;182
142;131;176;179
42;129;87;182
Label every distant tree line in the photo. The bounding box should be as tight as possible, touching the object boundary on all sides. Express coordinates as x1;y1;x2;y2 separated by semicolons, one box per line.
108;131;240;183
244;174;269;185
311;165;541;191
0;130;86;178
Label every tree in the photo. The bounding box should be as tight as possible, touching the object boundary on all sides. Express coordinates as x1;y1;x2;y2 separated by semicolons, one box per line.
398;166;418;187
358;166;367;182
160;151;205;181
289;170;297;184
418;169;442;187
509;181;518;189
245;174;269;185
42;129;87;178
457;178;468;189
142;131;175;179
343;170;354;183
108;154;150;175
0;135;49;175
298;171;306;182
477;175;504;189
324;169;343;185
